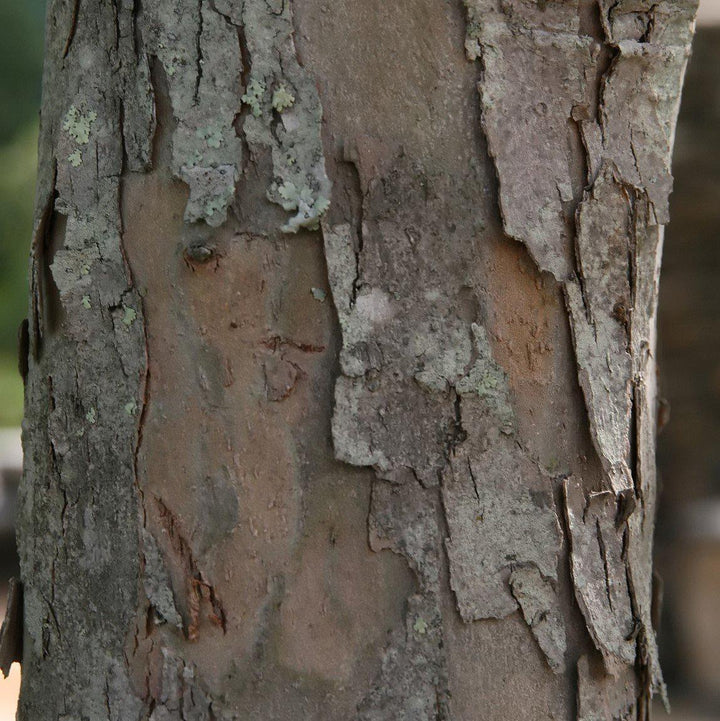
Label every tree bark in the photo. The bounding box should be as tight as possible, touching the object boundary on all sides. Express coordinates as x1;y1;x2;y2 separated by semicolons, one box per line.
13;1;697;719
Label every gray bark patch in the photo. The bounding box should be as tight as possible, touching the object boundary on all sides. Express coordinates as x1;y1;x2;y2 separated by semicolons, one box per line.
362;481;451;720
564;165;634;494
443;440;562;621
577;653;638;721
510;567;567;674
564;477;636;675
464;1;698;707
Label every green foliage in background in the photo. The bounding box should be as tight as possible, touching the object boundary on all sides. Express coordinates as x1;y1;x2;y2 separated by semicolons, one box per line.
0;1;45;145
0;0;45;424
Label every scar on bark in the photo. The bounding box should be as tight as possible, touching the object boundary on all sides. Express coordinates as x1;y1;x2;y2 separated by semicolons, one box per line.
153;497;226;639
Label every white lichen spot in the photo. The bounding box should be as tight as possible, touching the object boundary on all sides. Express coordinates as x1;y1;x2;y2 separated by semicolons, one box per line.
272;84;295;112
80;264;91;276
413;617;428;635
63;106;97;145
86;407;97;424
81;295;92;310
122;306;137;326
241;79;266;118
124;401;137;416
278;181;299;210
68;149;83;167
314;196;331;216
196;125;223;149
311;287;326;302
276;183;331;233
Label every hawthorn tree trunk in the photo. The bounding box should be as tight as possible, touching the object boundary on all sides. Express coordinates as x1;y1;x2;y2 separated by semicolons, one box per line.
12;1;697;719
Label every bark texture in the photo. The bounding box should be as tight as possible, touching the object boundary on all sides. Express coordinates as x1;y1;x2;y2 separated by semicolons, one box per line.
15;1;697;720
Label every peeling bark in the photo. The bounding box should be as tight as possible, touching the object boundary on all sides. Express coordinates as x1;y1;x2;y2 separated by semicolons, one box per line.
15;0;697;719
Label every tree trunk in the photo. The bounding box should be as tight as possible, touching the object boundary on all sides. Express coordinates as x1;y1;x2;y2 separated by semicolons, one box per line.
12;1;697;719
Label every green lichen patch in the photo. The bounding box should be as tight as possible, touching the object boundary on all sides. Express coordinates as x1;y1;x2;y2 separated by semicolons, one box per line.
241;79;266;118
274;182;330;233
81;295;92;310
122;306;137;327
311;287;326;302
413;617;428;635
85;407;97;424
124;401;137;416
272;84;295;112
63;106;98;145
68;149;83;167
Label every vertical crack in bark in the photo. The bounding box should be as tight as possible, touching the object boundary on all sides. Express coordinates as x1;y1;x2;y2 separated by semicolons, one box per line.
193;0;205;105
148;54;176;172
62;0;81;59
341;154;364;306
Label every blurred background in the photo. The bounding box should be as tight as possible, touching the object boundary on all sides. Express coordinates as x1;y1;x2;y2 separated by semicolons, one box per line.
0;0;45;715
0;0;718;718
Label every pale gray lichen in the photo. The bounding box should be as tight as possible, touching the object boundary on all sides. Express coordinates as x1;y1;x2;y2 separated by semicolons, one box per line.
63;106;98;145
325;218;517;488
238;0;332;233
241;79;266;118
272;84;295;112
68;149;82;167
122;306;137;327
274;182;330;233
141;0;243;226
412;317;473;392
413;617;428;635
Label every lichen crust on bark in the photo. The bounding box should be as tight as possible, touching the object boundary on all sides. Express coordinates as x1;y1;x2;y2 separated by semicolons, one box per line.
17;0;698;719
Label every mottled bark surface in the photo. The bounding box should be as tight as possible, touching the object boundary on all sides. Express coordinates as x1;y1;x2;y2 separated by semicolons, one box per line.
15;1;696;720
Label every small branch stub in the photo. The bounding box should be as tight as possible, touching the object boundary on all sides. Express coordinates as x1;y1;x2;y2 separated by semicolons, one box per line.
184;242;216;266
